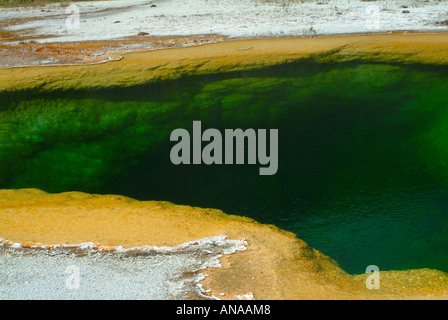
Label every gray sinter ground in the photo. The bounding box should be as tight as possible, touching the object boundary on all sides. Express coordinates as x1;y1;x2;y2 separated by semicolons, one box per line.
0;247;208;300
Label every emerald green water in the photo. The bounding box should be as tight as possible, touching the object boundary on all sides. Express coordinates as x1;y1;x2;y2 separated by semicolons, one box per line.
2;62;448;275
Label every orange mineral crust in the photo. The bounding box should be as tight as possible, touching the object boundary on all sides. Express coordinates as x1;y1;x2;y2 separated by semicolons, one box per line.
2;32;448;93
1;188;448;300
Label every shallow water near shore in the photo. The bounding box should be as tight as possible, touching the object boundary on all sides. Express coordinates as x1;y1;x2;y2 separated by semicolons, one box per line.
1;61;448;275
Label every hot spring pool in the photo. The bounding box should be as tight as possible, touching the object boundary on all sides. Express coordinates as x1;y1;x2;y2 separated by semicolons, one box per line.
1;62;448;275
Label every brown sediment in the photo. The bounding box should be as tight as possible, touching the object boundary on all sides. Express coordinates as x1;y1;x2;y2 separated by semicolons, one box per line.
0;35;228;67
1;32;448;93
0;1;229;67
0;188;447;300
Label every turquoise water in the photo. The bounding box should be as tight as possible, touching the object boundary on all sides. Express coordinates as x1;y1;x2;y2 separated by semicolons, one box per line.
1;62;448;274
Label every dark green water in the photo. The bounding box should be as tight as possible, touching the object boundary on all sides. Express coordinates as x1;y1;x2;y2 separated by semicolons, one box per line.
2;62;448;275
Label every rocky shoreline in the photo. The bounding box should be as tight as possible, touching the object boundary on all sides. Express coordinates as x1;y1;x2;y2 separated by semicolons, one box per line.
1;189;448;299
1;0;448;67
